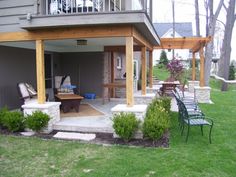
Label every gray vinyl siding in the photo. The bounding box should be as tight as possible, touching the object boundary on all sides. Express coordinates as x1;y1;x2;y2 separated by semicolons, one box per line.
0;45;36;109
60;52;104;97
0;0;36;32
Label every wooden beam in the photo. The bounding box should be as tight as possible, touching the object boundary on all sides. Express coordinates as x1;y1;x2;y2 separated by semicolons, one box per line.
132;27;153;50
36;39;46;104
126;37;134;107
153;37;211;51
199;45;205;87
0;25;133;42
111;52;115;98
192;52;196;81
104;45;141;52
149;50;153;88
141;46;147;95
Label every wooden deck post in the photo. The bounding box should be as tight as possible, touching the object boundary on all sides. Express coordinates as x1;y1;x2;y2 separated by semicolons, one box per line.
36;39;46;104
141;46;147;95
126;37;134;107
192;52;196;81
110;52;115;98
149;50;153;88
199;45;205;87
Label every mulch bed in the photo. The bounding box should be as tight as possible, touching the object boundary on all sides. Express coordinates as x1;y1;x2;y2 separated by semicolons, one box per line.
0;128;169;148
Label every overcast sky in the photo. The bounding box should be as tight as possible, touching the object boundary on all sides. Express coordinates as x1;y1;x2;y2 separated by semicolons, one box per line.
152;0;236;60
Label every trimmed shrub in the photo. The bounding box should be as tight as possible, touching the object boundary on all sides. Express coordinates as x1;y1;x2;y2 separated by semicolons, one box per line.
159;97;171;114
2;111;25;132
0;107;8;127
112;112;139;142
25;111;50;132
143;98;170;141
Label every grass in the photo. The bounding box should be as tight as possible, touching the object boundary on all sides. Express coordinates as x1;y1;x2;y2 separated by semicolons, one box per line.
1;80;236;176
153;66;170;81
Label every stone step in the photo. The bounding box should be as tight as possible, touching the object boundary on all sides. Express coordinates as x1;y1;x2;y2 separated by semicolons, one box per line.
53;117;114;133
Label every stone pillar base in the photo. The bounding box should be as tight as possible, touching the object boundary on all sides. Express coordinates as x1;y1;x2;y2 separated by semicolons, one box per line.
22;102;61;133
111;104;148;139
194;86;211;103
188;81;200;93
134;93;156;104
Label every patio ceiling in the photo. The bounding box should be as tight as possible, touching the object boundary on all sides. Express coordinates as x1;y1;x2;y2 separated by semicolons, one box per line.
154;37;211;53
0;37;138;52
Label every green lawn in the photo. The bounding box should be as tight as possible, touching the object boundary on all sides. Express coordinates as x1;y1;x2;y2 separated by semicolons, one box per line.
1;86;236;176
153;66;170;81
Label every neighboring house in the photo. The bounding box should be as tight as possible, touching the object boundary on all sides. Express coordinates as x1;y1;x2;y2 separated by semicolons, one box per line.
0;0;159;109
153;22;193;68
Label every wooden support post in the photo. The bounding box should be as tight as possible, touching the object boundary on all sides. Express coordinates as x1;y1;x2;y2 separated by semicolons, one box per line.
126;37;134;107
199;45;205;87
111;52;115;98
149;50;153;88
36;39;46;104
141;46;147;95
192;52;196;81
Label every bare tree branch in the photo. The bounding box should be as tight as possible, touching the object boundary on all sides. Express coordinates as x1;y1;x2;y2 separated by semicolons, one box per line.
214;0;224;20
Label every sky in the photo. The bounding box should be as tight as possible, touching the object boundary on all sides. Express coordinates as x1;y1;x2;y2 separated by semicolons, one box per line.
152;0;236;60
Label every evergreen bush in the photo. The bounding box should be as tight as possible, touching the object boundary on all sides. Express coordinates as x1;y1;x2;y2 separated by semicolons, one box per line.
229;64;235;80
143;98;170;141
112;112;139;142
2;111;25;132
25;111;50;132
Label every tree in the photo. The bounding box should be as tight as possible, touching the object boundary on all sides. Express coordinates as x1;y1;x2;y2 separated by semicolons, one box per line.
204;0;224;86
218;0;236;90
229;63;235;80
159;50;169;66
195;0;201;36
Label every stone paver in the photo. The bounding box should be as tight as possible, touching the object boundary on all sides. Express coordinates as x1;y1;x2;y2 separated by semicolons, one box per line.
53;132;96;141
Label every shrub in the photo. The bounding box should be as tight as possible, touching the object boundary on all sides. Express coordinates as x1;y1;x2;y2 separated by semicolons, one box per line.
166;59;184;80
2;111;25;132
112;112;139;142
0;107;9;127
25;111;50;132
229;64;235;80
143;98;170;141
159;97;171;114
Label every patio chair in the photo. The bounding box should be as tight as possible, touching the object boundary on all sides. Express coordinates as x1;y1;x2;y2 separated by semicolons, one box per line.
178;99;213;143
17;83;49;106
54;75;78;95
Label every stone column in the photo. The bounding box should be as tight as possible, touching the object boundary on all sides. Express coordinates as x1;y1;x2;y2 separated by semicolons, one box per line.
22;102;61;133
194;86;211;103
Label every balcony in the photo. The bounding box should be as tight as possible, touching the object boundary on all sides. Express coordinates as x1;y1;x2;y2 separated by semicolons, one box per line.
44;0;151;18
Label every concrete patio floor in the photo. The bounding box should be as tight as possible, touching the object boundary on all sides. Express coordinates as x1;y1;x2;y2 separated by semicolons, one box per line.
53;91;195;133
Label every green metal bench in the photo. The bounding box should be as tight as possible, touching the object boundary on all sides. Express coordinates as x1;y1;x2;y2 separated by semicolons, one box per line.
178;99;214;143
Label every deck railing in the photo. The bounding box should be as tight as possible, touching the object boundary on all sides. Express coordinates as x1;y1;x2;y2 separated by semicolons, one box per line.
45;0;151;16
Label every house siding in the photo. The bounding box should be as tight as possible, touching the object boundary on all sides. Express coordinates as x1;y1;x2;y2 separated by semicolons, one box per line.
0;45;36;109
0;0;36;32
60;52;104;97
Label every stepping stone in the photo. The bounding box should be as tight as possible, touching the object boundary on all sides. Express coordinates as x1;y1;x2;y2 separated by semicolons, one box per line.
53;132;96;141
20;131;35;136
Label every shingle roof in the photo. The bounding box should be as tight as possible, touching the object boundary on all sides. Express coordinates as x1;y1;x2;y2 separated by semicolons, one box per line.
153;22;193;37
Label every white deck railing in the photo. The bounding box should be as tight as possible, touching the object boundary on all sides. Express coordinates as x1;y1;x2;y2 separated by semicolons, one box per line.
46;0;149;15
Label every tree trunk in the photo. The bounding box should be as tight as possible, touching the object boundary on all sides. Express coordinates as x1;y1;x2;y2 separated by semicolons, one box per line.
218;0;236;91
195;0;200;36
204;0;224;86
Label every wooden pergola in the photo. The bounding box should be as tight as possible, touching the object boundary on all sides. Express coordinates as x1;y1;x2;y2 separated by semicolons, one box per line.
154;37;211;87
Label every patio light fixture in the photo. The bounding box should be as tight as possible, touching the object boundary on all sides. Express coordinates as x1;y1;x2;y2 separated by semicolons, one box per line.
77;39;87;45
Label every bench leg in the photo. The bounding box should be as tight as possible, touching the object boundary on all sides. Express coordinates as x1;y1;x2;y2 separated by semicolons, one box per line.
186;124;190;142
201;125;203;136
209;124;213;144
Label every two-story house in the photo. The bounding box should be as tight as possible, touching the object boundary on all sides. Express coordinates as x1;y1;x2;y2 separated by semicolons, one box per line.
0;0;160;109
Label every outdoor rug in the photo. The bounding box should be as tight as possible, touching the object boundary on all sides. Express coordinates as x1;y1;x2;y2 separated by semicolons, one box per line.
60;104;104;118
